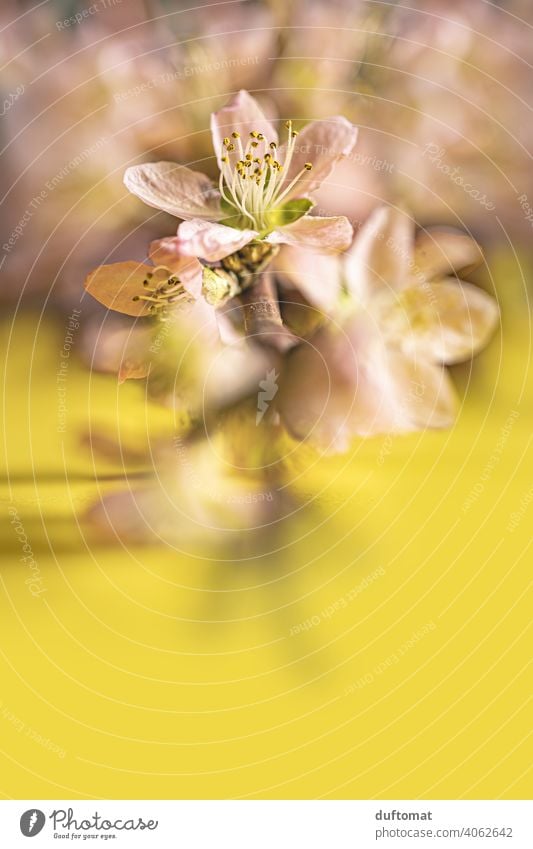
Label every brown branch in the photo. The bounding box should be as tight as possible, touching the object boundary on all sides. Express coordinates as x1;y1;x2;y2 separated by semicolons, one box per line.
239;273;299;352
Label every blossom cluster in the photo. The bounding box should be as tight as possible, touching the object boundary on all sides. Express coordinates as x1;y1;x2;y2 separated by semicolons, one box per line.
85;91;498;468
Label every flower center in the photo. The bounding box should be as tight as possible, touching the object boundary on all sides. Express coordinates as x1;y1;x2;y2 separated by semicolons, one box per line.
218;120;313;231
132;266;194;319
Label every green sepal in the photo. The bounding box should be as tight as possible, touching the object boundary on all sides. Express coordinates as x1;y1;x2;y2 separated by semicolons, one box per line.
262;198;314;234
219;197;253;231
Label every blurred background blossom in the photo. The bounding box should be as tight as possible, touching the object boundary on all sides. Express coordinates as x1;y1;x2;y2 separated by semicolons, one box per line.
2;0;531;306
0;0;531;802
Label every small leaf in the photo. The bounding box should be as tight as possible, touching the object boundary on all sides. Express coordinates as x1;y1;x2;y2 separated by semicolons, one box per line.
263;198;314;233
84;262;155;316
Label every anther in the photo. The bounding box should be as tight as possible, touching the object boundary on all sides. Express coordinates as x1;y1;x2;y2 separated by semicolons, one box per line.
304;162;313;170
231;131;240;138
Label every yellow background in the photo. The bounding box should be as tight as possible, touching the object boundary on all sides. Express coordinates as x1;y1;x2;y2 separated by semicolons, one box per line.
0;252;530;799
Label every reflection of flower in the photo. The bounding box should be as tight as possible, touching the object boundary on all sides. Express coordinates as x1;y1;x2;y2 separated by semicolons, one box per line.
123;90;357;262
85;426;287;546
277;206;499;452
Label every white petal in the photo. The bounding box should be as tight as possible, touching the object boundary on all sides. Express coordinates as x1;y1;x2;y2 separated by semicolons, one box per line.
412;228;483;283
176;219;258;262
382;279;500;364
276;246;342;312
278;117;358;198
344;206;415;303
210;90;278;166
124;162;222;220
267;215;353;253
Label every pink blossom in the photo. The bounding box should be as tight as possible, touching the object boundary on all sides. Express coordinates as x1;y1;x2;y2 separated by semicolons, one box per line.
123;90;357;262
277;206;500;452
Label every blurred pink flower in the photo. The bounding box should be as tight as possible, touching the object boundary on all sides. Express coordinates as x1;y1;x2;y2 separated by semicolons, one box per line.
277;206;499;452
122;90;357;262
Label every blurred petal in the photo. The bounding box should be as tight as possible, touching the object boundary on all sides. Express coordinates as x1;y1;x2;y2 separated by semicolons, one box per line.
412;228;484;282
267;215;353;252
388;354;458;430
279;117;358;197
84;261;155;316
383;280;500;364
276;246;342;312
149;238;203;297
210;89;277;165
81;322;152;381
344;206;414;302
124;162;222;220
176;219;258;261
278;313;458;452
278;317;405;451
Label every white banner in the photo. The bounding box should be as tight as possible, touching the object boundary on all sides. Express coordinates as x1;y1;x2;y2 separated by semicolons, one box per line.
0;800;530;847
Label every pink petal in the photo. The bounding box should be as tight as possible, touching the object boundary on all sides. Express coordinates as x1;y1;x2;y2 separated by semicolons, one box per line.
175;219;258;262
83;323;152;382
383;279;500;364
84;261;155;316
277;317;401;451
267;215;353;253
386;354;458;431
123;162;222;220
210;90;278;166
149;237;204;298
278;117;358;198
278;314;458;452
276;247;342;312
344;206;415;303
412;228;483;283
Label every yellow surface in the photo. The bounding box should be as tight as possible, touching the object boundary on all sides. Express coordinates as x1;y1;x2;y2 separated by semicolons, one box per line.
0;256;531;799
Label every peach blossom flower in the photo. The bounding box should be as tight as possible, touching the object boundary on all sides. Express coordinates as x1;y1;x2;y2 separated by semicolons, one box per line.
122;90;357;263
277;206;499;452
